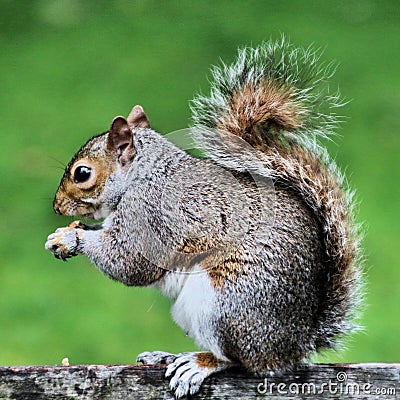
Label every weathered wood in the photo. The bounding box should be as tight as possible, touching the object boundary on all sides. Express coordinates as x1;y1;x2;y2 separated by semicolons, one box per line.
0;363;398;399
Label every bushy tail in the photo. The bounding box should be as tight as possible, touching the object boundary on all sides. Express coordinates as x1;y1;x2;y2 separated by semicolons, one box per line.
191;38;363;349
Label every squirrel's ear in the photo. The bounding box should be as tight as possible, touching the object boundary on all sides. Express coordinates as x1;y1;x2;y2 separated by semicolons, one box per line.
127;105;150;128
107;116;135;166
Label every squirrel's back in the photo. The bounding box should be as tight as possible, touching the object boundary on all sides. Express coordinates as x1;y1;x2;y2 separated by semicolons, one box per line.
190;38;363;351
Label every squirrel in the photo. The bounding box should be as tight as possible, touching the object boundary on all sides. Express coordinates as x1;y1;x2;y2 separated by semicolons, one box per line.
45;39;363;398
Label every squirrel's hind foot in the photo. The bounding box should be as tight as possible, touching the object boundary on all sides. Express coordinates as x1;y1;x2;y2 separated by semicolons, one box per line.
137;351;233;398
170;352;233;398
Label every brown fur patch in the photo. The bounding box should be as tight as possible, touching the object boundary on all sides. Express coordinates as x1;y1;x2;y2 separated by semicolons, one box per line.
196;352;220;369
217;80;302;146
175;236;251;288
205;259;244;288
68;220;88;229
202;249;253;288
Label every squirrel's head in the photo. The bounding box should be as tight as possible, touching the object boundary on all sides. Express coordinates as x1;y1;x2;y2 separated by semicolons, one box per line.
53;105;150;219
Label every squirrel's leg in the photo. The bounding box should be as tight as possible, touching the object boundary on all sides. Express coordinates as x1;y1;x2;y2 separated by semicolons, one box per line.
138;351;233;398
46;219;165;285
45;220;99;261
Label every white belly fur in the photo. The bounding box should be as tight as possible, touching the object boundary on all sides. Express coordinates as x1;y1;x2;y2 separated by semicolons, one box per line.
153;266;228;361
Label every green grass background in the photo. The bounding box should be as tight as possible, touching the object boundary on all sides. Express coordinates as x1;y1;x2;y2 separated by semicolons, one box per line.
0;0;399;366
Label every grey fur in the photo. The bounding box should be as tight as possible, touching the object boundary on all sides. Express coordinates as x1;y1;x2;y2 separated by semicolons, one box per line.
45;38;363;398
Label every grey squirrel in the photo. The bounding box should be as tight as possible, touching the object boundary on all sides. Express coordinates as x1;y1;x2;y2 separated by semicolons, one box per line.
45;39;363;398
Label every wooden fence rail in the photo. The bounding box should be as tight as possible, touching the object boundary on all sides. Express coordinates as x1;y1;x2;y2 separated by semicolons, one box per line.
0;363;398;399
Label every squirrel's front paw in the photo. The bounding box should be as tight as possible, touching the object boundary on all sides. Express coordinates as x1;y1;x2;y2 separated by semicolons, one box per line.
45;226;81;261
136;351;180;365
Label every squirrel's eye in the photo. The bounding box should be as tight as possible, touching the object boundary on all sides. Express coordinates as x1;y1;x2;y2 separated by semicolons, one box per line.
73;166;92;183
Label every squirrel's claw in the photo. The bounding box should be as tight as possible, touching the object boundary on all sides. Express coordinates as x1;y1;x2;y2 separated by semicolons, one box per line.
165;352;232;398
166;355;206;398
137;351;232;398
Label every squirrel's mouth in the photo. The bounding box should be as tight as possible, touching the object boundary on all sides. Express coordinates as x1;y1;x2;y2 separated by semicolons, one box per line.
71;208;109;221
53;198;102;220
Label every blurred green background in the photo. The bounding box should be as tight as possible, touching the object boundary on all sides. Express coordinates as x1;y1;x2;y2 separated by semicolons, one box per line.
0;0;399;367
